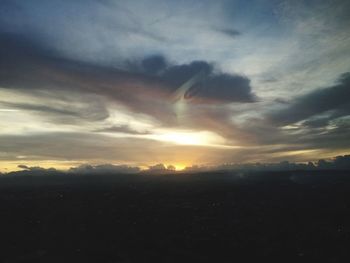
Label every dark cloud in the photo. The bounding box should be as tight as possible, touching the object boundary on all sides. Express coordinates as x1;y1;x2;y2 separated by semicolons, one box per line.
302;117;331;128
69;164;140;174
4;154;350;176
185;73;256;103
0;32;256;132
332;155;350;169
0;33;177;123
123;56;257;103
0;34;256;110
143;163;177;174
95;125;150;135
247;72;350;152
215;155;350;171
161;61;213;88
215;28;241;38
159;60;256;103
123;54;168;76
148;163;167;171
298;119;350;150
269;72;350;126
240;113;350;153
141;55;168;75
7;165;59;176
17;164;29;169
183;165;208;172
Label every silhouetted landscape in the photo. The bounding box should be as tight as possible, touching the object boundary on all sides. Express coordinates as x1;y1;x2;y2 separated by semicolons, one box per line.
1;169;350;262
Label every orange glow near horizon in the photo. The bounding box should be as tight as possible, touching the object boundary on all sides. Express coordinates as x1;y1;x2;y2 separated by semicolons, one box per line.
0;160;190;173
1;148;349;174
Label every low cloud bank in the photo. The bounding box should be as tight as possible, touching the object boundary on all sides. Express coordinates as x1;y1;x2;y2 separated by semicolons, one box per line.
2;155;350;176
68;164;141;175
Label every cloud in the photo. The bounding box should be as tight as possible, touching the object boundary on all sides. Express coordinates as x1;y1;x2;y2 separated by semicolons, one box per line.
148;163;167;171
0;132;233;165
95;125;150;135
156;59;256;103
1;0;349;166
69;164;140;174
332;155;350;169
0;33;256;105
0;32;256;134
127;55;257;103
0;0;249;67
0;33;175;124
185;73;256;103
143;163;179;174
269;72;350;126
141;55;168;75
160;61;212;87
183;165;209;172
6;165;60;176
0;100;109;122
17;165;56;172
185;154;350;172
3;154;350;176
215;28;241;38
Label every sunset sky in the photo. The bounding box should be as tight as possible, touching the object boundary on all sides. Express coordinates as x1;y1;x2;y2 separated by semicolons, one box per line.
1;0;350;172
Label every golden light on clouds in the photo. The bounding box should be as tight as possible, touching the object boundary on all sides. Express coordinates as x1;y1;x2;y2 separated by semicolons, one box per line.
173;164;187;170
145;129;230;148
0;160;80;173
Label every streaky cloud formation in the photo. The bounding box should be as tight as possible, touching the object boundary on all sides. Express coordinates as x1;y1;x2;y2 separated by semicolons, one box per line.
269;73;350;126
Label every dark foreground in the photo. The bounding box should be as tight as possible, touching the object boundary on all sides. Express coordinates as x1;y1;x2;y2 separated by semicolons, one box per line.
1;170;350;262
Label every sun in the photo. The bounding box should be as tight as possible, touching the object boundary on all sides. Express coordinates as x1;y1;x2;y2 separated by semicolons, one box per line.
173;164;187;171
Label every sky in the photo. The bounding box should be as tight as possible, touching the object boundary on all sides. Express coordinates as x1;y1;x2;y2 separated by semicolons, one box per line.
0;0;350;172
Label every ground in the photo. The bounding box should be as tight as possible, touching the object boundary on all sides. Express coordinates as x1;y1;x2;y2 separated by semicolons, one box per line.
0;171;350;262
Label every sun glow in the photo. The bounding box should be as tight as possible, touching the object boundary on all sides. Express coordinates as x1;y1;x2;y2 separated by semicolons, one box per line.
158;132;203;145
173;164;187;170
147;130;226;147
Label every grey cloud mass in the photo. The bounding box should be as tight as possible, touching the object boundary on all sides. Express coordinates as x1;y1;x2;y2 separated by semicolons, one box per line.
270;73;350;126
95;125;150;135
215;28;241;38
69;164;140;174
0;32;258;138
0;33;256;104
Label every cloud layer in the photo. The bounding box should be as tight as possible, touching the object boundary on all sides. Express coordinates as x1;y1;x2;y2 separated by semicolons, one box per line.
0;0;349;170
